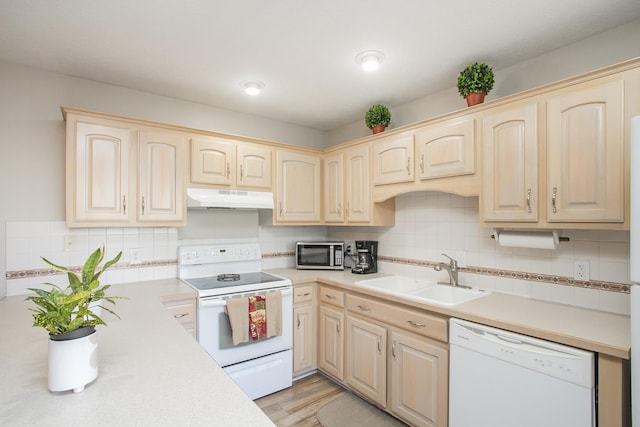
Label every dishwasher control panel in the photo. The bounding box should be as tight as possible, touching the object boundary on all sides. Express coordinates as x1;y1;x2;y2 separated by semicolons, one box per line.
449;318;595;388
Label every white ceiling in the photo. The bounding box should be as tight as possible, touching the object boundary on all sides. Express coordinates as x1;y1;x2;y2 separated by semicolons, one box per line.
1;1;639;131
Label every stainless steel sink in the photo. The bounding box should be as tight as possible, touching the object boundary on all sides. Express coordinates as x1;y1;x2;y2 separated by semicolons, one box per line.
355;275;490;306
404;285;490;306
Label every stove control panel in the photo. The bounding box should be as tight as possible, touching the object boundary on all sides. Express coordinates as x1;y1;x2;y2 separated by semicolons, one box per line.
179;243;262;266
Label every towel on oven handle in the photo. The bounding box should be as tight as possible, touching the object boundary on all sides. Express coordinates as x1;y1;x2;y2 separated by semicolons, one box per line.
225;290;282;345
225;297;250;345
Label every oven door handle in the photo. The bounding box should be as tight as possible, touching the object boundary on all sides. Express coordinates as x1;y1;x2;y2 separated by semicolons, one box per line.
199;287;292;308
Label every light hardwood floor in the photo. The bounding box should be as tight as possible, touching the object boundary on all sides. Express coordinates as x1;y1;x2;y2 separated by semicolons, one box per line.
256;373;347;427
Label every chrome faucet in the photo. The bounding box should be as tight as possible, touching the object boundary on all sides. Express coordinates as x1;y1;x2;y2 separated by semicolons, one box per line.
434;253;460;287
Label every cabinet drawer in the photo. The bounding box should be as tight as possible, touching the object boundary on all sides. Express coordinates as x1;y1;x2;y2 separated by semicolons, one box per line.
320;286;345;308
294;285;314;304
346;294;448;342
164;301;197;327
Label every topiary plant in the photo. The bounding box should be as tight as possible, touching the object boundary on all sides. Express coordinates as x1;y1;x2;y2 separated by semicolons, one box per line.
457;62;495;98
365;104;391;129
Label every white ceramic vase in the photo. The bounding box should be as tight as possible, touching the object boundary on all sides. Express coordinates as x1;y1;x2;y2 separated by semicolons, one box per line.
48;328;98;393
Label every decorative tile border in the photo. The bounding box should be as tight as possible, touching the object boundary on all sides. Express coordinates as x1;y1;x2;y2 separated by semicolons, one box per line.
377;255;631;294
9;253;630;294
6;259;177;280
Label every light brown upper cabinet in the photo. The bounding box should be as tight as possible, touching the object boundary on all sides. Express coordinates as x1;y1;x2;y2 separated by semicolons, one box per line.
65;112;186;227
323;144;395;225
415;117;475;180
275;150;321;223
372;134;415;185
546;79;624;223
190;136;272;190
481;102;539;223
323;152;345;223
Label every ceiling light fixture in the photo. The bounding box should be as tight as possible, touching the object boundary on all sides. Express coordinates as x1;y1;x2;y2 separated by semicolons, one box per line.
241;80;265;96
356;50;385;72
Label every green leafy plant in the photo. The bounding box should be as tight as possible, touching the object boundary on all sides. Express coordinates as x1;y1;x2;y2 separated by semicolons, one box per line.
457;62;495;98
365;104;391;129
25;247;124;336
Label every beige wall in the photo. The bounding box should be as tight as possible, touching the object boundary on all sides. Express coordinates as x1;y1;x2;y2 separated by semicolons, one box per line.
328;18;640;145
0;62;327;298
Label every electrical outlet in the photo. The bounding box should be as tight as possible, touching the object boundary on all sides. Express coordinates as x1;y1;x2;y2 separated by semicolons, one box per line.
574;261;590;281
130;248;141;265
63;235;73;252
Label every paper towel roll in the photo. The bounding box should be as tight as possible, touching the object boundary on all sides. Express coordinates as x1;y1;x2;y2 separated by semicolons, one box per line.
495;230;559;249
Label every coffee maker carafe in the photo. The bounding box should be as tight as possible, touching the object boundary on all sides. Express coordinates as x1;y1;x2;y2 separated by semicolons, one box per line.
351;240;378;274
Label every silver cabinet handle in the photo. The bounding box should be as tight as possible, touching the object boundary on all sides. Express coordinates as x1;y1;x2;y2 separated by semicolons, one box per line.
552;187;558;213
337;202;341;215
325;294;336;299
240;165;244;181
406;157;411;174
392;341;396;358
420;155;425;173
357;305;371;311
297;292;311;297
346;202;350;216
297;313;301;328
122;195;127;214
377;337;382;352
141;196;145;214
226;163;230;179
336;323;340;334
526;188;532;214
407;320;426;328
173;313;189;319
279;202;283;216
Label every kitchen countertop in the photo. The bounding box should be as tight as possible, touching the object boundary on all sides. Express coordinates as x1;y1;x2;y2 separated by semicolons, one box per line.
268;268;631;359
0;279;275;427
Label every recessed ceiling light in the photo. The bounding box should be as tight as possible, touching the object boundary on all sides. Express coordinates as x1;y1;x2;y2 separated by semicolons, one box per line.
241;80;265;96
356;50;385;72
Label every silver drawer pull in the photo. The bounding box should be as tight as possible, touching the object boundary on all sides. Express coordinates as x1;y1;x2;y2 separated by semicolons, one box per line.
407;320;426;328
174;313;189;319
552;187;558;213
325;294;336;299
297;292;311;297
357;305;371;311
526;188;532;213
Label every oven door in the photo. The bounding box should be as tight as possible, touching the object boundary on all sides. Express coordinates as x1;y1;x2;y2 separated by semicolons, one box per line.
197;287;293;367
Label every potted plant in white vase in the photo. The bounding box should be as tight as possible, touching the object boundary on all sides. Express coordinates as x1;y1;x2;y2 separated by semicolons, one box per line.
25;246;123;393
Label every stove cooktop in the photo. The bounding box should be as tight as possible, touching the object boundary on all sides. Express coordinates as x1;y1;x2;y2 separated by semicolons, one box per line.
181;271;291;297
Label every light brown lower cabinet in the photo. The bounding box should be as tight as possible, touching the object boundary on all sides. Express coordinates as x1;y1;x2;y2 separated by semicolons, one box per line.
318;305;344;381
161;295;197;338
292;284;316;377
390;329;448;427
345;315;387;407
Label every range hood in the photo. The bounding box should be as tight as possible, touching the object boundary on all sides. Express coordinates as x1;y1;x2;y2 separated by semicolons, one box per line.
186;188;274;210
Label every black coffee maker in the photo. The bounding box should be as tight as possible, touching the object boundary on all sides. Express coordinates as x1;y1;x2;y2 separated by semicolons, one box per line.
351;240;378;274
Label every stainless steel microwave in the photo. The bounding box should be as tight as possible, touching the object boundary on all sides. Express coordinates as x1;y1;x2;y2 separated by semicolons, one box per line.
295;242;345;270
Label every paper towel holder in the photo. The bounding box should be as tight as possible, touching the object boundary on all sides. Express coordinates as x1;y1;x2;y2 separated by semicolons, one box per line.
490;230;570;242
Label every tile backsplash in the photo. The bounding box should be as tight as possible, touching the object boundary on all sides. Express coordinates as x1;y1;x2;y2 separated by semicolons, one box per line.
5;192;632;315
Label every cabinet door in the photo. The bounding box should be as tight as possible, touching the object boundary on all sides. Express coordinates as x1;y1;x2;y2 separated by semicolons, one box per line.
275;151;321;222
345;145;371;222
190;136;235;186
293;304;315;376
390;330;448;427
138;131;185;223
482;103;538;222
372;135;414;185
318;305;344;381
236;144;271;189
416;118;475;180
547;80;624;222
346;315;387;407
69;121;134;224
323;152;345;223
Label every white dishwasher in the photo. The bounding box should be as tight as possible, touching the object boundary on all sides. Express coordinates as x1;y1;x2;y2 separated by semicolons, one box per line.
449;318;595;427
